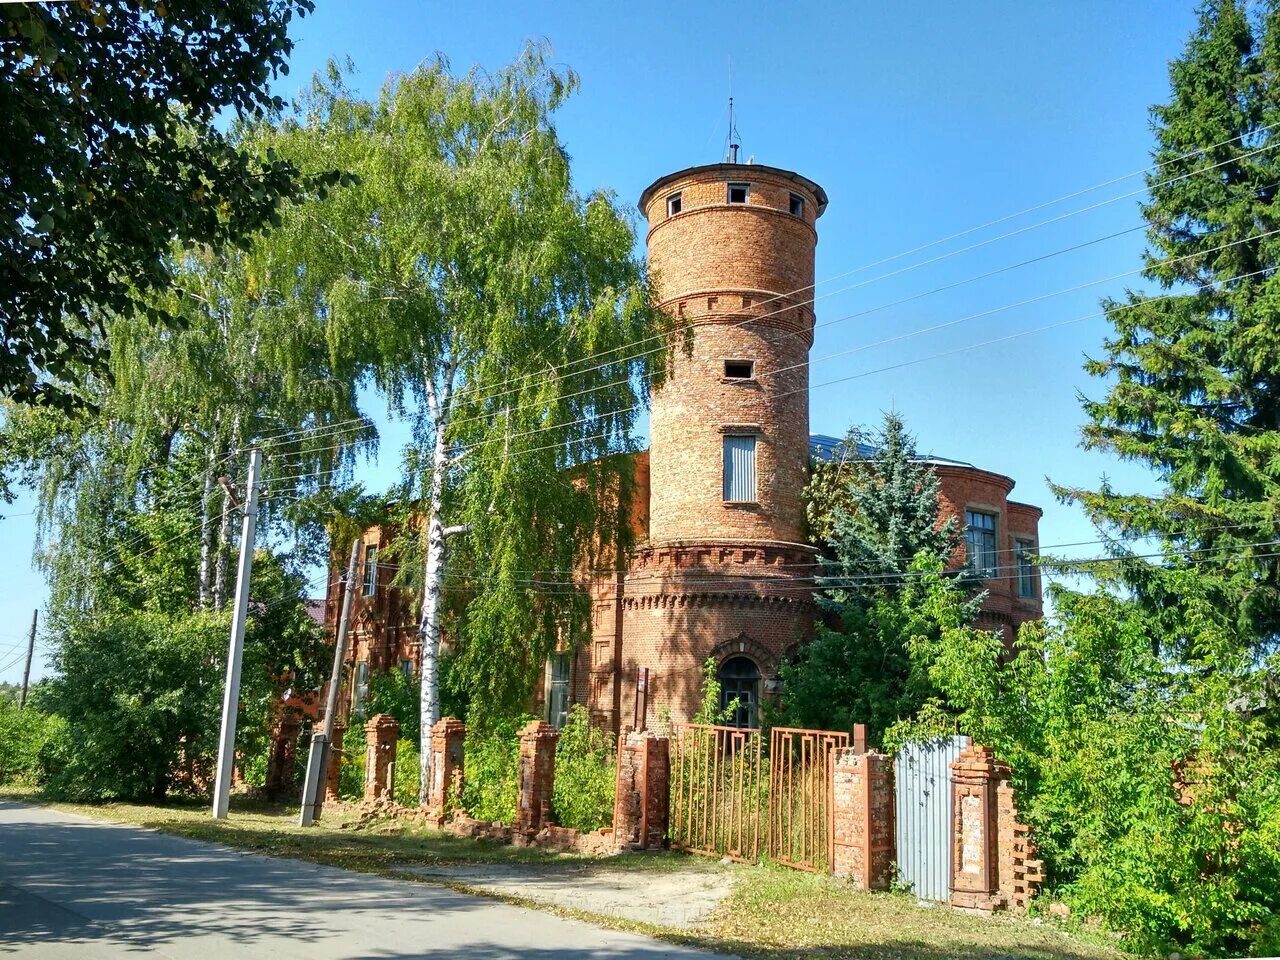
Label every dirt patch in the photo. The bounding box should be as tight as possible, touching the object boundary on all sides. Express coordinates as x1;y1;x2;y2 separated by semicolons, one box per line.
400;860;737;929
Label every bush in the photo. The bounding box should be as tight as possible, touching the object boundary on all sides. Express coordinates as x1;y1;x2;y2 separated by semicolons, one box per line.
459;717;527;823
338;724;367;801
552;705;616;832
0;700;64;785
393;737;420;807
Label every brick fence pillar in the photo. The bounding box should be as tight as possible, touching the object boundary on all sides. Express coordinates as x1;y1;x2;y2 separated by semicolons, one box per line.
363;714;400;801
322;724;345;804
831;748;895;888
516;720;558;836
425;717;466;823
613;730;670;850
997;779;1044;911
950;744;1010;913
264;712;302;800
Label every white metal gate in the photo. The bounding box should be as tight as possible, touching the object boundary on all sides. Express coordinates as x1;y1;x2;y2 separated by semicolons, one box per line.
894;735;968;901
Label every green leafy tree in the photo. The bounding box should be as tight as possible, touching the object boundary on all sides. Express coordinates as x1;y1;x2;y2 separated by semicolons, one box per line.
0;0;342;410
893;577;1280;957
264;46;677;796
779;413;972;742
1056;0;1280;655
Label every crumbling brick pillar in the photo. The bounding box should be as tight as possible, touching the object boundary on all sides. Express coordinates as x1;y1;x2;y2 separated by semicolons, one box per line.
996;779;1044;912
831;748;895;888
425;717;466;824
516;720;558;837
264;712;302;800
613;730;670;850
363;714;400;801
322;724;345;804
950;744;1010;913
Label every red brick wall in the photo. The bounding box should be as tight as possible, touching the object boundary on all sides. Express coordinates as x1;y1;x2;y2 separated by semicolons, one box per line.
832;749;895;888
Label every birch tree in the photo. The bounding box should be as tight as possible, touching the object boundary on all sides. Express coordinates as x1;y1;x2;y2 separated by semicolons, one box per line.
268;47;674;798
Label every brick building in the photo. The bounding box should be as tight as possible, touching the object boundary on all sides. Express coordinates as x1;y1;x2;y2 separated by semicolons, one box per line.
320;158;1042;734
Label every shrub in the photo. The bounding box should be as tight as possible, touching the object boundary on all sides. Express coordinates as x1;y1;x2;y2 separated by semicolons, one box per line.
0;700;64;785
393;737;420;807
459;717;527;823
338;724;366;802
552;705;616;832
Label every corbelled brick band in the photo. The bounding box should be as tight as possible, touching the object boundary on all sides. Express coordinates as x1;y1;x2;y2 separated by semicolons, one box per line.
426;716;466;823
362;714;400;802
613;730;670;850
322;723;345;804
831;748;895;888
516;720;558;837
950;744;1011;913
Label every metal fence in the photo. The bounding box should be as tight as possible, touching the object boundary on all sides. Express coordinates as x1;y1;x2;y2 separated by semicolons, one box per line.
895;735;969;901
767;727;848;872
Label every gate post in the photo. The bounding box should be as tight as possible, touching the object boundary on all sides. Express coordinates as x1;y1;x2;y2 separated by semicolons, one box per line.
363;714;400;801
425;716;466;824
831;748;895;887
516;719;558;838
613;730;670;850
949;744;1009;913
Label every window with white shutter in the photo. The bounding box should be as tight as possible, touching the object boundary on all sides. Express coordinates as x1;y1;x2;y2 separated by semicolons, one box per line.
723;435;757;503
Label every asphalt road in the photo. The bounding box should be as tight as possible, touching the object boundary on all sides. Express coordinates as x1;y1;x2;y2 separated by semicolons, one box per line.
0;800;724;959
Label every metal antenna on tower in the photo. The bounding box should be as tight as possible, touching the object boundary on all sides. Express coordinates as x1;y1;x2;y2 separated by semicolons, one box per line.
727;58;740;163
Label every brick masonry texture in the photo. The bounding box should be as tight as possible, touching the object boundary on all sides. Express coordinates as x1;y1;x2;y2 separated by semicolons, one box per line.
363;713;400;802
426;716;466;823
612;730;670;850
831;748;895;889
516;720;557;836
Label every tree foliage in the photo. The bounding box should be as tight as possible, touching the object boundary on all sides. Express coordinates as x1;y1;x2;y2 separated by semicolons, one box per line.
262;45;678;769
0;0;337;410
1056;0;1280;655
779;413;973;743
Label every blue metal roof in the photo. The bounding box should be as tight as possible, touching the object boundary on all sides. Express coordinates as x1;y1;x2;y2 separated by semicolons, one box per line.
808;434;974;469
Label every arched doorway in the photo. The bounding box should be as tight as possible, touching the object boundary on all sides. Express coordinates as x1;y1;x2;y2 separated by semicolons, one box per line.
718;656;760;728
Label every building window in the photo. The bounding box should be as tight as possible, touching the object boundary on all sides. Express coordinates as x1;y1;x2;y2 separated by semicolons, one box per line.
1016;539;1038;598
362;544;378;596
351;661;370;718
965;510;998;578
723;435;757;503
547;652;570;730
789;192;805;217
723;359;754;379
718;656;760;728
727;182;749;204
666;192;682;217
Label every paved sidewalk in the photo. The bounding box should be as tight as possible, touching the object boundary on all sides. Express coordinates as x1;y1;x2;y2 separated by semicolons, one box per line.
0;800;726;959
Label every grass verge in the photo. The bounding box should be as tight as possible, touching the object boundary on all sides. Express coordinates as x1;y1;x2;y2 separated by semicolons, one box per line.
1;786;1119;960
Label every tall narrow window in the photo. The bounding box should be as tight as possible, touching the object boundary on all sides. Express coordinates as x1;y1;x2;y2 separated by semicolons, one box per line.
547;652;570;730
789;192;805;217
362;544;378;596
723;435;757;502
666;192;682;217
727;182;749;204
351;661;370;718
718;656;760;729
965;510;998;578
1016;539;1038;598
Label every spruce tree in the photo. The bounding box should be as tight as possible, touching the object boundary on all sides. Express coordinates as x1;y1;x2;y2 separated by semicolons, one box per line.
1057;0;1280;655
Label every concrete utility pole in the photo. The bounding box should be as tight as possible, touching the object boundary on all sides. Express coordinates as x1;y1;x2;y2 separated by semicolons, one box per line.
299;536;360;826
18;609;37;710
212;448;262;820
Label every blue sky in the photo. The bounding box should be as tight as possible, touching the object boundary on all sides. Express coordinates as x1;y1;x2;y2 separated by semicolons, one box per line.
0;1;1204;682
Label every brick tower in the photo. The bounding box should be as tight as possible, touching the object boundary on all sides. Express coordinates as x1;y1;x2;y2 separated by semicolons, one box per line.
610;161;829;728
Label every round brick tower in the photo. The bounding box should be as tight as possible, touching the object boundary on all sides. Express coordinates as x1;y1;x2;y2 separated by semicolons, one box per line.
618;161;828;727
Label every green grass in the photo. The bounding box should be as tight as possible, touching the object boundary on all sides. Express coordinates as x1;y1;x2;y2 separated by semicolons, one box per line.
2;786;1120;960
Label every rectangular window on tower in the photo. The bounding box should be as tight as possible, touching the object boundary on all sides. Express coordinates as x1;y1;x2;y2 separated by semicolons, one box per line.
723;359;754;380
789;192;805;217
723;435;758;503
965;510;998;578
666;192;682;217
1016;539;1038;598
727;182;749;204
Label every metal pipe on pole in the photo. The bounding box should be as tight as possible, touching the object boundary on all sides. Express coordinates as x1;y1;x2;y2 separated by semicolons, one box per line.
211;448;263;820
19;609;37;710
299;537;361;826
